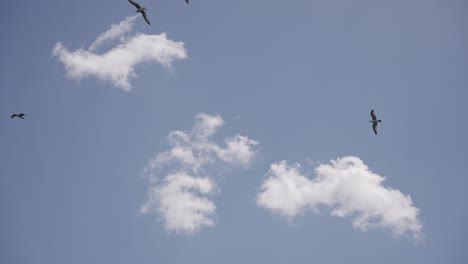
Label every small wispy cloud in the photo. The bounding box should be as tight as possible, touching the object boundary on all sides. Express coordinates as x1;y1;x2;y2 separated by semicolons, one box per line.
52;16;187;91
257;156;422;239
142;113;259;234
89;15;138;51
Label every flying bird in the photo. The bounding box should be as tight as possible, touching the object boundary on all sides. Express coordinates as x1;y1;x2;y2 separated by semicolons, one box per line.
11;113;27;119
128;0;151;25
369;109;381;135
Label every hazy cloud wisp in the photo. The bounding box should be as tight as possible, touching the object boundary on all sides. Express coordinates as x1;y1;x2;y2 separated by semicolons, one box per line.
89;15;138;51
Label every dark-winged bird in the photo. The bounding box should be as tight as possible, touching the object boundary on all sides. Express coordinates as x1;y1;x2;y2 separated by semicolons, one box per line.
185;0;189;4
128;0;151;25
369;109;382;135
11;113;27;119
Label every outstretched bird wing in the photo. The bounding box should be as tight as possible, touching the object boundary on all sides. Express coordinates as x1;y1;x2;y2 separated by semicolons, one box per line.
370;109;377;121
10;113;26;119
128;0;141;9
185;0;189;4
373;122;378;135
142;11;151;25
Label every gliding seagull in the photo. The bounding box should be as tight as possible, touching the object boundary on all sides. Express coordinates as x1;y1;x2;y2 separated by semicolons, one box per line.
128;0;151;25
11;113;27;119
370;109;381;135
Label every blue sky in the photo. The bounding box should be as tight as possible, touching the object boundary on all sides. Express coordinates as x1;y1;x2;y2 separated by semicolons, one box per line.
1;0;467;263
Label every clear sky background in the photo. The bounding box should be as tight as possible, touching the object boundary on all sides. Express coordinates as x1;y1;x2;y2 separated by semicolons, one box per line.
1;0;467;263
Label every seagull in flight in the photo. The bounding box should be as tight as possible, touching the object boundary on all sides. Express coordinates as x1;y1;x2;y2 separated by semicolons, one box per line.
369;109;381;135
128;0;151;25
11;113;27;119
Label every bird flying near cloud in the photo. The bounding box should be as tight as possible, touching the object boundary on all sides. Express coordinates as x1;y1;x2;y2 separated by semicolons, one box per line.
370;109;382;135
128;0;151;25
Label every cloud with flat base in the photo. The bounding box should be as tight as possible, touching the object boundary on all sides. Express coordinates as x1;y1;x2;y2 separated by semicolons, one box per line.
52;15;187;91
257;156;423;240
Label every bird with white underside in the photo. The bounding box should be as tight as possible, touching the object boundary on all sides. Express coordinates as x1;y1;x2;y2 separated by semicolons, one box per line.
128;0;151;25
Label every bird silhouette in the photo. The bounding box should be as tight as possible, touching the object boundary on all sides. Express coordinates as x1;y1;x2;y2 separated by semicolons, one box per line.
11;113;27;119
128;0;151;25
369;110;381;135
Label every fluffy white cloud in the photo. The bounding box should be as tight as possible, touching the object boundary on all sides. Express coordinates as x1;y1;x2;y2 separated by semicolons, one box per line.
257;156;422;239
52;16;187;91
215;135;259;167
142;113;258;234
141;172;216;234
148;113;258;172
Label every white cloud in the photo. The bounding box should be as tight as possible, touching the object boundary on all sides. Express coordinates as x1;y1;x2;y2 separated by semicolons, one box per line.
148;113;258;173
215;135;259;167
257;156;422;239
52;16;187;91
192;113;225;140
142;113;258;234
141;172;216;234
89;15;138;51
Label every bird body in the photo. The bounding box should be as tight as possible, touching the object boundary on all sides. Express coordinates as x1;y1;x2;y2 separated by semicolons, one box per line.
128;0;151;25
11;113;27;119
369;109;381;135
